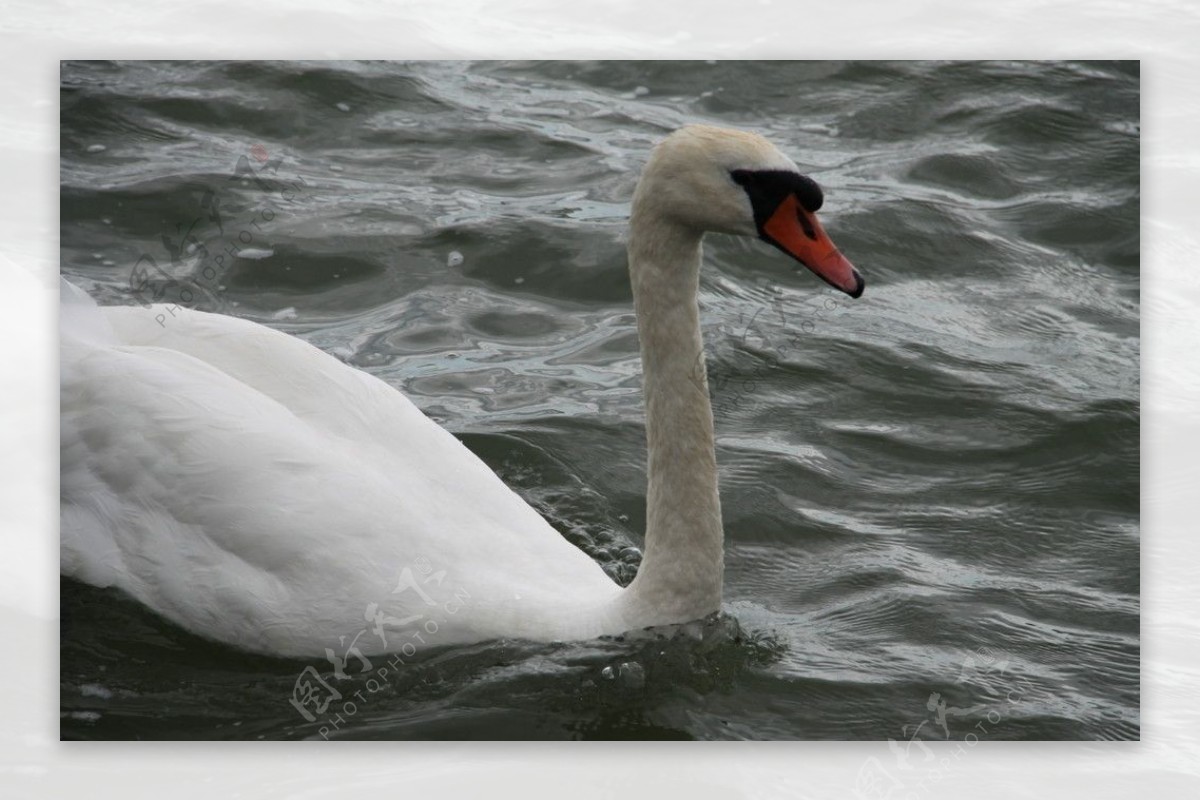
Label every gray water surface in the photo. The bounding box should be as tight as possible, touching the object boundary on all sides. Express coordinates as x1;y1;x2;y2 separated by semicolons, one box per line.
59;60;1139;740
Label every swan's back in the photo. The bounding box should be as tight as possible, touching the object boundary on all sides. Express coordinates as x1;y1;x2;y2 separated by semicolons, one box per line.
60;285;620;655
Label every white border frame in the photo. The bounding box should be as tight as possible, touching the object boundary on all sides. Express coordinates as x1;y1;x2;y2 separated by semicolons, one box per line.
3;2;1195;797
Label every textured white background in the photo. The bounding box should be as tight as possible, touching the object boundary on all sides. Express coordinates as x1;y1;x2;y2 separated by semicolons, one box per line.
1;1;1196;797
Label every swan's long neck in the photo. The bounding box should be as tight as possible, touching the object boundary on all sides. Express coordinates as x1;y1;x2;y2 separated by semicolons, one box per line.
622;206;724;623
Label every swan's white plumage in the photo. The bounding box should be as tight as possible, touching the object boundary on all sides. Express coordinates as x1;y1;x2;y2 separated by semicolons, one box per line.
61;124;850;657
62;299;622;655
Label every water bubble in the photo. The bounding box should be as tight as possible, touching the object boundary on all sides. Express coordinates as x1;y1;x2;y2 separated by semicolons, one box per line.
618;661;645;689
236;248;274;260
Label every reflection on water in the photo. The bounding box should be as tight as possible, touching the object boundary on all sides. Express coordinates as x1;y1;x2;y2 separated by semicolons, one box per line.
60;60;1138;741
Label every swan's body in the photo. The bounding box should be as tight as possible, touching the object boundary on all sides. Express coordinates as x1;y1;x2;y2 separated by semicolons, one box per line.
61;124;862;657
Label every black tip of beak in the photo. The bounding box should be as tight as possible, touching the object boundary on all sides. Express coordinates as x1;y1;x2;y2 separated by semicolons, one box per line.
848;270;865;299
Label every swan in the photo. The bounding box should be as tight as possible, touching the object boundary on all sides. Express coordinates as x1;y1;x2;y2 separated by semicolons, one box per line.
60;124;863;657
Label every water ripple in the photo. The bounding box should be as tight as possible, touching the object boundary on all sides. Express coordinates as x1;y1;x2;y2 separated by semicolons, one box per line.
60;59;1138;740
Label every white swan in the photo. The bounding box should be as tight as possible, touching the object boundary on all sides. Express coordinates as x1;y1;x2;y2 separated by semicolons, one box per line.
60;124;863;657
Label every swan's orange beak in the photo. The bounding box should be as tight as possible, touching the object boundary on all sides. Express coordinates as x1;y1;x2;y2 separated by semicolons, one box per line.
762;194;864;298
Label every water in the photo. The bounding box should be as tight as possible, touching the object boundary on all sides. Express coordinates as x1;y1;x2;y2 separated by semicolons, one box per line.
58;60;1139;741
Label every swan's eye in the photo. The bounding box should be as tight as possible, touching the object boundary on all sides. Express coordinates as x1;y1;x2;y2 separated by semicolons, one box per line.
730;169;824;233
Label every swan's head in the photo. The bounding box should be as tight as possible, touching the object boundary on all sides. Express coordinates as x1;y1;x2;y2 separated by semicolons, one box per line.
633;124;864;298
